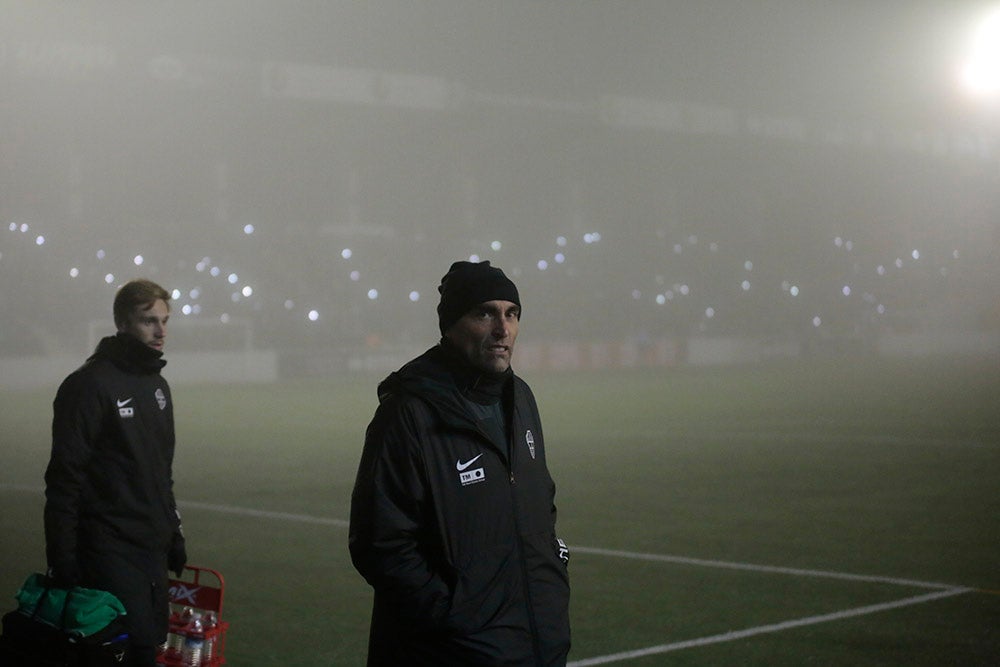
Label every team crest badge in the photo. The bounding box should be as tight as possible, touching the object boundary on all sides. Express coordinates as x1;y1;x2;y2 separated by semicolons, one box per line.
525;430;536;459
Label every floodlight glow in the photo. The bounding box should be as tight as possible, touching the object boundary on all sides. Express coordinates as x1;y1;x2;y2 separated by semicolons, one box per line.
134;255;143;265
104;273;114;284
243;224;255;235
744;260;753;271
632;290;641;300
220;313;231;324
960;9;1000;95
409;291;420;302
211;266;221;277
190;288;200;299
97;250;106;259
491;241;502;251
284;300;294;310
20;223;28;232
537;260;548;270
556;236;567;247
350;270;360;281
242;286;253;297
341;248;352;259
171;289;181;299
911;249;920;260
228;273;238;284
308;310;319;321
469;254;481;262
705;307;715;318
673;244;683;254
367;289;378;300
790;286;799;296
842;285;851;296
70;268;79;278
8;223;15;231
656;294;666;305
36;235;44;245
812;316;822;327
877;265;886;276
741;280;751;291
182;305;192;315
554;253;565;263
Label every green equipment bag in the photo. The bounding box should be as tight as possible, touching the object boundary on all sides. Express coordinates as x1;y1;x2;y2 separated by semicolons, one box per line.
0;573;129;666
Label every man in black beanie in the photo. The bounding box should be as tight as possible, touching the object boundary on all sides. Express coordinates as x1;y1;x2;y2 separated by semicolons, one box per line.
350;261;571;666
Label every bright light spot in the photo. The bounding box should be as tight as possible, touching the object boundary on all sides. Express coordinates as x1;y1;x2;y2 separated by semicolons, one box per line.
812;316;822;327
842;285;851;296
744;260;753;271
709;242;719;252
877;304;886;315
228;273;238;284
133;255;143;265
584;234;594;244
469;254;481;262
210;266;221;277
350;270;360;281
790;285;799;297
554;253;565;263
242;286;253;297
189;288;200;299
171;289;182;300
679;284;690;296
7;223;15;231
104;274;114;284
895;258;903;268
953;249;960;259
409;291;420;302
196;261;207;272
705;307;715;318
834;237;843;247
556;236;567;247
673;244;683;254
231;293;240;303
911;249;920;260
367;289;378;300
960;9;1000;95
97;250;106;260
284;300;294;310
220;313;231;324
845;240;853;252
741;280;751;291
243;224;255;235
20;223;29;233
656;294;666;305
632;290;642;300
877;265;886;276
664;290;674;300
36;236;45;245
687;235;697;245
192;305;202;316
308;310;319;321
341;248;352;259
70;268;79;278
491;241;502;251
537;260;548;270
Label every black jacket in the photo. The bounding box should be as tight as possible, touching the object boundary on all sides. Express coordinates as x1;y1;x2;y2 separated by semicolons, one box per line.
350;344;571;666
44;333;183;645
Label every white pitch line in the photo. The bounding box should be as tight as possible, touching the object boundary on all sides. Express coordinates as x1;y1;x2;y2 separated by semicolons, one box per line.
179;500;350;528
566;587;971;667
571;545;959;590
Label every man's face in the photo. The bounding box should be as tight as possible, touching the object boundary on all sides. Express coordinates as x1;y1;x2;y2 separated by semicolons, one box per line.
119;299;169;352
445;299;520;374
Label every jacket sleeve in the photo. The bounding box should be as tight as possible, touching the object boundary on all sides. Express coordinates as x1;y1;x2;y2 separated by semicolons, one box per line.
44;372;102;570
349;396;453;629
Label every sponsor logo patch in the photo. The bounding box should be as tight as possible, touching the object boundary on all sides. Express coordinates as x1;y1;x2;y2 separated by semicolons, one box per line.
460;467;486;486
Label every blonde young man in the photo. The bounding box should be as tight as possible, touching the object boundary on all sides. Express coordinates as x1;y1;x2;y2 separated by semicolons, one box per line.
44;279;186;667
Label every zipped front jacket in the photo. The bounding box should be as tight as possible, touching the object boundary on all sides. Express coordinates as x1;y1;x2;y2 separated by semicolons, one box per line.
350;344;571;666
44;333;183;644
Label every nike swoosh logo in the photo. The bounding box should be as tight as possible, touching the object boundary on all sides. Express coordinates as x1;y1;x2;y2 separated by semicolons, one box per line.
456;454;483;471
117;398;133;407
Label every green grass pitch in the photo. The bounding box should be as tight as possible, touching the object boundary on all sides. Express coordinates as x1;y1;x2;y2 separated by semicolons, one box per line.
2;356;998;665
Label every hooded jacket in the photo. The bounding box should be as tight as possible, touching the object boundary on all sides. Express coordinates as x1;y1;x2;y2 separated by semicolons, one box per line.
44;332;183;644
350;344;571;666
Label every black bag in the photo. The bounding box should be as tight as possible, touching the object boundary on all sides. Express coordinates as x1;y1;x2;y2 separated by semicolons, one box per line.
0;577;129;666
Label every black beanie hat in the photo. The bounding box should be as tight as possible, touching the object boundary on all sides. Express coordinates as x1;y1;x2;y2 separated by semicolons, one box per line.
437;261;520;334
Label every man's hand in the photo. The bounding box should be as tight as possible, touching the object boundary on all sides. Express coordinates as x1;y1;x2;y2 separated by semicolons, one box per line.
168;536;187;577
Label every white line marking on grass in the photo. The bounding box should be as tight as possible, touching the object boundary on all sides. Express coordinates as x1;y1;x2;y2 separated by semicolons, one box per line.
566;587;971;666
179;500;350;527
572;546;959;590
